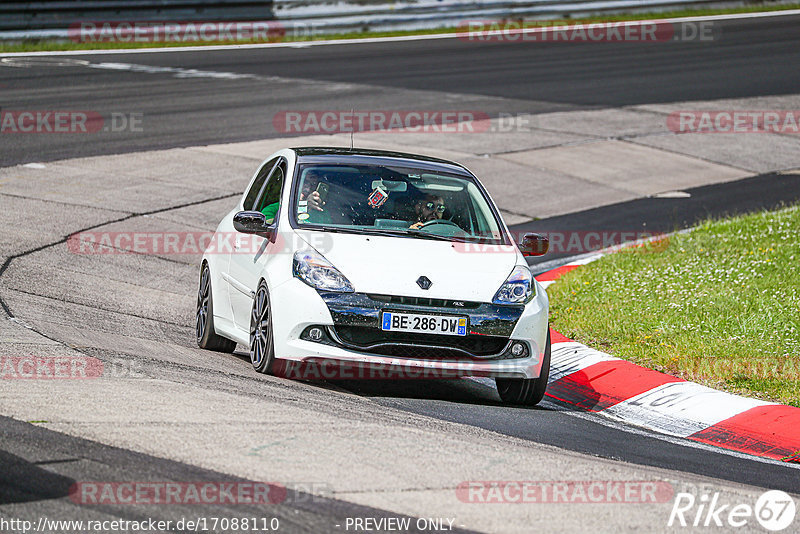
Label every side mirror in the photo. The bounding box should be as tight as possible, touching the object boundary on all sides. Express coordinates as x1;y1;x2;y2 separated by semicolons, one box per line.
518;233;549;257
233;211;273;237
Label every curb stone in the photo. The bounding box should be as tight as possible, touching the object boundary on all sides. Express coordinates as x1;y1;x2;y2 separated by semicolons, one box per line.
537;240;800;462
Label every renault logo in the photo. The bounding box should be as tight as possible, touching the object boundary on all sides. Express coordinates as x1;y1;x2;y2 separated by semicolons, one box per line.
416;276;432;290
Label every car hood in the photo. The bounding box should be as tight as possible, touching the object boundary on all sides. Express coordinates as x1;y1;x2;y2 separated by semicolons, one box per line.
294;229;521;302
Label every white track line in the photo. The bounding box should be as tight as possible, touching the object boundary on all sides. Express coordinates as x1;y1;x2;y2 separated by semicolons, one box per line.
1;10;799;57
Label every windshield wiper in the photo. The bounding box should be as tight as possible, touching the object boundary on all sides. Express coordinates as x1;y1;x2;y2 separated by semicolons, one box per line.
312;226;369;235
366;228;460;242
303;225;495;243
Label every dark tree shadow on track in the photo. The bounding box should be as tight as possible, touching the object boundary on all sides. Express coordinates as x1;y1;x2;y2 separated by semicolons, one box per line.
0;417;481;533
0;450;75;505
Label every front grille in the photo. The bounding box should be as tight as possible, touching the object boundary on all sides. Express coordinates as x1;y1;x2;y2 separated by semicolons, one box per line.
366;294;481;309
332;325;508;358
364;345;475;360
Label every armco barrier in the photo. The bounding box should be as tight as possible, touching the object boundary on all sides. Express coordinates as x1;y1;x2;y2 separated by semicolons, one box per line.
0;1;276;31
270;0;727;32
0;0;750;39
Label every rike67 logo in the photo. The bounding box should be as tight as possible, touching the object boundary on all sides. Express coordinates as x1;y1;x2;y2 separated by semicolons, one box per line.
668;490;796;531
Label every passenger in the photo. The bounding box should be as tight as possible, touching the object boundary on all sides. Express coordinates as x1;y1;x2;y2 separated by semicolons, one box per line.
260;201;280;224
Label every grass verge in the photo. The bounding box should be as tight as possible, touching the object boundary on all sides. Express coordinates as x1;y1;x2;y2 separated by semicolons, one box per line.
548;204;800;407
1;4;799;53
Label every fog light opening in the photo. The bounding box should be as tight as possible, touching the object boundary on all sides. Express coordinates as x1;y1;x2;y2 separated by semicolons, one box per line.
309;327;323;341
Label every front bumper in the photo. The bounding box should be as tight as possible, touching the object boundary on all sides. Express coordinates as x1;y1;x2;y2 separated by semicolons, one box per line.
275;340;544;379
270;279;549;379
319;291;523;359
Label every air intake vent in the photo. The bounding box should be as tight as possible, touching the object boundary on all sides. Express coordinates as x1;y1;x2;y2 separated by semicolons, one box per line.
366;294;480;309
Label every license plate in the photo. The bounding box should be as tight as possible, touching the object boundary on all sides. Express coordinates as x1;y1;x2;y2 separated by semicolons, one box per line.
381;311;468;336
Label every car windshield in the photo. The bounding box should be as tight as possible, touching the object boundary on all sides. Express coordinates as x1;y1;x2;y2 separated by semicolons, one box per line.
291;163;506;243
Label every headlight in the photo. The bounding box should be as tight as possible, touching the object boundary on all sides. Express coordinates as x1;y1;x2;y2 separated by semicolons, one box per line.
492;265;534;305
293;250;354;292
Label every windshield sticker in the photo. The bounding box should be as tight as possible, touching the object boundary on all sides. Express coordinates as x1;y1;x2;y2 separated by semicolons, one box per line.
368;187;389;209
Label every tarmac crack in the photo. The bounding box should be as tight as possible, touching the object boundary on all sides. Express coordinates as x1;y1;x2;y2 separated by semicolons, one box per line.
33;458;83;466
0;191;130;214
621;137;755;174
0;191;239;319
2;286;193;330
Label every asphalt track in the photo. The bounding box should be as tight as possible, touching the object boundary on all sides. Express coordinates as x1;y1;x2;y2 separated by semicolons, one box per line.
0;415;474;533
522;171;800;268
1;14;800;166
2;12;800;532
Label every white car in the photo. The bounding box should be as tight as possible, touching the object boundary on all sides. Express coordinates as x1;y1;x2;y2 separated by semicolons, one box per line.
196;147;552;405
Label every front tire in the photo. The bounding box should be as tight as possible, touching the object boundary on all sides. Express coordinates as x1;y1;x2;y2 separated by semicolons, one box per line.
496;330;551;406
196;264;237;353
249;280;275;374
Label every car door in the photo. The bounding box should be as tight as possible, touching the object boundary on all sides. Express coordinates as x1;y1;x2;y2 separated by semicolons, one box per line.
227;158;287;331
224;157;278;321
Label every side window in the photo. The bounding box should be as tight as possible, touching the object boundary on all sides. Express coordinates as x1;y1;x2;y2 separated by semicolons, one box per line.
253;162;286;225
255;164;285;213
243;157;279;210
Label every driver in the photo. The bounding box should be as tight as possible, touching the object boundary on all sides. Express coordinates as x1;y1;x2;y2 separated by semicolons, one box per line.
409;194;446;229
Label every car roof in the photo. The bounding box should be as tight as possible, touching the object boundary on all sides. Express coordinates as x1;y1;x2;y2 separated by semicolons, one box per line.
291;147;473;176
